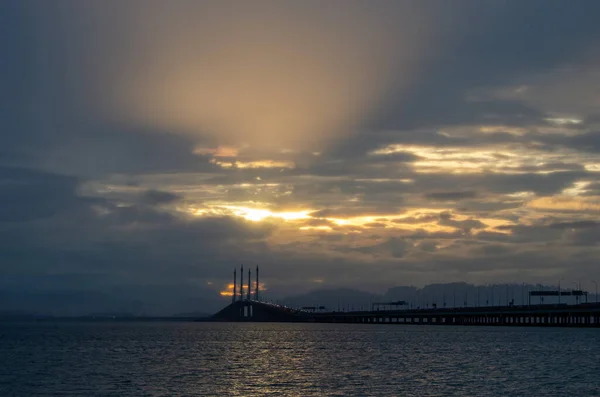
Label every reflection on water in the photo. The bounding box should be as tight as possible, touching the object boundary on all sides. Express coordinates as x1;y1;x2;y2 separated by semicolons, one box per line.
1;322;599;396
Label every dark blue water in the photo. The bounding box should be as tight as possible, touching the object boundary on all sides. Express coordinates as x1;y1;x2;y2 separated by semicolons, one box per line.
1;322;599;396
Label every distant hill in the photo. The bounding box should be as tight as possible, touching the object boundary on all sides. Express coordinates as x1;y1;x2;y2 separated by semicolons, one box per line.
0;310;47;319
81;312;136;319
171;311;211;318
280;288;381;311
280;282;588;310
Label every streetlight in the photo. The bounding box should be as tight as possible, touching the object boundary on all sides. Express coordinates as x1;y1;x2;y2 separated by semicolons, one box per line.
558;278;565;305
572;281;580;304
592;281;598;304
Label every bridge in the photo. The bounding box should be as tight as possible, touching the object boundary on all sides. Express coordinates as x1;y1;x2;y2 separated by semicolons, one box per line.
206;300;600;327
203;267;600;327
210;300;309;322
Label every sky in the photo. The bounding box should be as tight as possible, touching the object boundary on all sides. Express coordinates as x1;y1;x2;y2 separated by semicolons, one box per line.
2;1;600;315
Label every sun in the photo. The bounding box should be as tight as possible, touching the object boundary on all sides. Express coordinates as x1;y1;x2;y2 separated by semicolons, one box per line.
223;206;311;222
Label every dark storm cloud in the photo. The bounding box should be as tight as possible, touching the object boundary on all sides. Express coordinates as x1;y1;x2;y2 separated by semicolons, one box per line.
0;181;277;314
321;1;600;164
566;228;600;247
337;237;410;259
139;189;182;206
266;170;587;212
438;212;486;232
554;131;600;153
425;191;477;201
0;2;219;177
548;220;600;230
481;220;599;246
413;172;589;197
0;166;94;222
480;172;589;196
488;220;600;248
11;123;217;177
350;101;547;156
369;1;600;130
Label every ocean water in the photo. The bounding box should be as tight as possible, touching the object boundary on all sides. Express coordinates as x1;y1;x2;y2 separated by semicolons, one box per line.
1;322;599;396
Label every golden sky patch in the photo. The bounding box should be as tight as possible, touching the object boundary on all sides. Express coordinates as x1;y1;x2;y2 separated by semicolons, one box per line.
194;145;240;157
210;159;295;169
528;196;600;212
371;143;600;175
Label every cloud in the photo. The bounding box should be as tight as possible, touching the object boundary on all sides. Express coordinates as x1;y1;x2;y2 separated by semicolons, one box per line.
0;166;93;222
2;1;600;314
336;237;410;259
438;212;486;232
548;220;600;230
139;189;182;206
0;188;277;315
426;191;477;201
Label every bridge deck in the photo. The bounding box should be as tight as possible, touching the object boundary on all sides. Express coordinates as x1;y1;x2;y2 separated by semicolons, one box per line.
205;301;600;327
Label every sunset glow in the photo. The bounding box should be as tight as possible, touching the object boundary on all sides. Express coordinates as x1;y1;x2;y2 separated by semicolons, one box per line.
220;283;266;297
5;1;600;318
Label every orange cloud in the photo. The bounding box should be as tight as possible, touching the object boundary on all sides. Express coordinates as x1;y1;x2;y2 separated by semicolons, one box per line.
219;283;235;297
528;196;600;212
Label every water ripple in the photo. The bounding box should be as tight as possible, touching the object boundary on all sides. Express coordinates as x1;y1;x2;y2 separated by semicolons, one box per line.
1;322;599;396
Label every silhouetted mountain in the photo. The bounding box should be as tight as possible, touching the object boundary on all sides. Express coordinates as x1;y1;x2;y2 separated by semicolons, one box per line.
81;312;135;319
0;287;225;317
0;310;49;319
280;282;594;310
171;311;211;318
280;288;381;311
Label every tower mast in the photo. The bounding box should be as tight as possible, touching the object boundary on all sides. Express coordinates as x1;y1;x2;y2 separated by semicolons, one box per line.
247;268;251;300
232;269;237;303
240;265;244;301
256;266;260;301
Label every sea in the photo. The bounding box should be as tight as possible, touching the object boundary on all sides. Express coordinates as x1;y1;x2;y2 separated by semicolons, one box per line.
1;321;599;396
